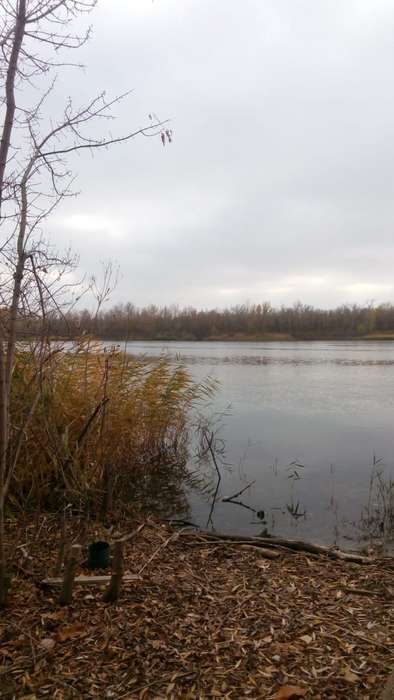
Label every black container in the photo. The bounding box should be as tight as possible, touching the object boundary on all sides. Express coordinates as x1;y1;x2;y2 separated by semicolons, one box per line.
87;541;110;569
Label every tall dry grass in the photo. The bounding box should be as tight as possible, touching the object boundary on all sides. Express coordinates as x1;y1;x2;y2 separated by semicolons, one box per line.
8;339;215;513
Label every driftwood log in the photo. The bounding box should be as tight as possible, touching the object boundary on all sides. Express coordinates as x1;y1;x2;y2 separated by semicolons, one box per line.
184;538;280;559
178;531;373;564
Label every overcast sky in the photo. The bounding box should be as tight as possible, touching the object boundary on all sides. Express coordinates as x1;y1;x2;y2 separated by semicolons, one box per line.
47;0;394;309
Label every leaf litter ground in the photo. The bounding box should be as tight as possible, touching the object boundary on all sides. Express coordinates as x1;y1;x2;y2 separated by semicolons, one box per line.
1;517;394;699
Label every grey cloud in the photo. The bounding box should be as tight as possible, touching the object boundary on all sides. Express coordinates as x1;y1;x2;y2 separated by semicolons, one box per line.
45;0;394;309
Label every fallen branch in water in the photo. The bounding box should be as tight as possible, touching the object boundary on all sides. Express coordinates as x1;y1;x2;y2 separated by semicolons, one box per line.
200;427;222;529
178;531;373;564
162;518;200;529
222;480;256;502
222;498;257;515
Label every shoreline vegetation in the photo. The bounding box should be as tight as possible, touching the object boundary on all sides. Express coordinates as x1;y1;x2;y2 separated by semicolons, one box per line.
37;302;394;342
7;340;215;514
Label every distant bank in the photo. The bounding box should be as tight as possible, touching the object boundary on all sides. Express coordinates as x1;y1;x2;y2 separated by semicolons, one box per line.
202;332;394;342
67;331;394;343
36;302;394;342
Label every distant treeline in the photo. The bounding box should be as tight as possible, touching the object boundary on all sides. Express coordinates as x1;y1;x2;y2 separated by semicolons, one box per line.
41;302;394;341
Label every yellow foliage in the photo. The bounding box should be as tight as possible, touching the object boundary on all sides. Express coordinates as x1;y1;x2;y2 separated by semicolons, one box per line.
9;338;215;509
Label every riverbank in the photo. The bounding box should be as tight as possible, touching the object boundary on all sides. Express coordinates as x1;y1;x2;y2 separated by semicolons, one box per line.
204;332;394;342
2;516;394;698
57;332;394;342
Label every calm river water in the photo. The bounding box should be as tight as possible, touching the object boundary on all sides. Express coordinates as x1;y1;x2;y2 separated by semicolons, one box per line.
123;340;394;549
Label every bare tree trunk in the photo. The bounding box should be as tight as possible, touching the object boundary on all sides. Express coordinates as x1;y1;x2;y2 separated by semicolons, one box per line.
0;177;28;605
0;338;8;606
5;176;28;391
0;0;26;607
0;0;26;206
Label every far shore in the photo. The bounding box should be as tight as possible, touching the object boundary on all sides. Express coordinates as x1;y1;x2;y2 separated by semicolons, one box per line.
46;331;394;343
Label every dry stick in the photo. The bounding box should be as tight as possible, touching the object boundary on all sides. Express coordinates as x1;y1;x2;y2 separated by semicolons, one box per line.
76;397;110;447
183;538;281;558
119;522;145;543
341;586;381;597
138;530;182;575
103;540;124;603
238;543;281;558
330;627;394;653
43;574;140;586
59;397;110;491
54;510;67;575
59;544;81;606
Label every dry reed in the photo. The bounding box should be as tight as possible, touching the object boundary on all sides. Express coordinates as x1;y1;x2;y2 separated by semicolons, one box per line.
8;339;215;512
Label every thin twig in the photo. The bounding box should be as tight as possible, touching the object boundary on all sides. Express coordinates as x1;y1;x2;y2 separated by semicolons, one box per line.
137;530;184;575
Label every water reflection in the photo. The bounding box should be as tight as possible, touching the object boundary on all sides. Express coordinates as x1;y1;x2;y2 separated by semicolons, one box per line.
122;340;394;549
126;459;191;521
172;354;394;367
187;453;394;553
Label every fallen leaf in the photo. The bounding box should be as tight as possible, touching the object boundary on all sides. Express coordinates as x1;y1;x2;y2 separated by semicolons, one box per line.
0;647;13;658
41;610;66;622
39;638;55;651
274;686;307;699
151;639;165;649
300;634;312;645
57;623;87;642
342;667;359;683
